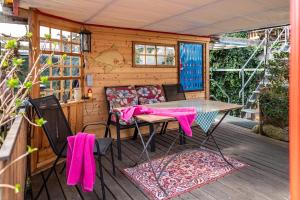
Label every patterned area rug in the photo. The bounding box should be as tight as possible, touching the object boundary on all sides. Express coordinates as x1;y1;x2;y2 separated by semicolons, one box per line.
123;149;246;200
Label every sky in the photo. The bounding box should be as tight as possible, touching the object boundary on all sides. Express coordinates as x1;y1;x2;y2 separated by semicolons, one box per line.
0;23;28;37
0;3;28;37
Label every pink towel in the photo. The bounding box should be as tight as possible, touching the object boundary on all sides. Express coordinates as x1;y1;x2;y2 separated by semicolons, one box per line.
119;105;196;137
66;132;96;192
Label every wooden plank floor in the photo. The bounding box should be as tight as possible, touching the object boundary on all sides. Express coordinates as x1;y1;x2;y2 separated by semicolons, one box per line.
31;123;289;200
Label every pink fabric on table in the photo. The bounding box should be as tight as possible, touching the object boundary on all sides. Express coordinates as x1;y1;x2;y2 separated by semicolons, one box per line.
119;105;196;137
66;132;96;192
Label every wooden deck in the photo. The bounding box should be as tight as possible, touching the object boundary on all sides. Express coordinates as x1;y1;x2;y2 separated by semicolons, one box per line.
31;123;289;200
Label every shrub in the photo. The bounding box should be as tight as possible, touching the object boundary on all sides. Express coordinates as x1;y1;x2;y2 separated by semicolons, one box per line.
260;89;288;128
259;51;289;128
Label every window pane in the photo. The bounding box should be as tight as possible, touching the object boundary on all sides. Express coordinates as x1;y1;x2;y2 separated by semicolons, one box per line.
62;90;70;101
41;68;50;77
64;80;71;89
64;56;71;66
166;55;175;65
146;56;156;65
39;26;83;101
72;79;80;88
52;67;61;77
51;28;61;40
72;44;80;53
135;44;145;54
52;55;61;65
166;47;175;56
62;41;71;53
146;45;155;55
40;26;50;38
40;40;50;51
71;56;80;66
62;31;71;42
52;80;61;90
157;46;165;55
63;67;70;76
72;67;80;76
135;54;145;65
157;56;165;65
51;41;61;51
40;54;49;65
71;33;80;43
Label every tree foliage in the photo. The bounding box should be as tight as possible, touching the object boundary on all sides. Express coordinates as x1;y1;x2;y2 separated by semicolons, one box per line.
210;46;262;105
259;51;289;128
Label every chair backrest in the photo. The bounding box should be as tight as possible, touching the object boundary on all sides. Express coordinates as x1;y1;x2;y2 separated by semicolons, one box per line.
104;86;138;111
135;85;166;105
162;84;186;102
29;95;73;156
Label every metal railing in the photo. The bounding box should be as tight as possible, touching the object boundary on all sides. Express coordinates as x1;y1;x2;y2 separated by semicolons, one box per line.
210;79;230;103
210;95;219;101
238;26;289;105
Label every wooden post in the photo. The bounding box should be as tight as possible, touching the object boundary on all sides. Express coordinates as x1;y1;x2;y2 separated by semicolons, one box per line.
289;0;300;199
28;8;40;173
28;8;40;99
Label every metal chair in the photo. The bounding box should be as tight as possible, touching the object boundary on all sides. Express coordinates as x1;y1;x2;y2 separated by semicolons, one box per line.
161;84;187;135
29;95;115;200
162;84;186;102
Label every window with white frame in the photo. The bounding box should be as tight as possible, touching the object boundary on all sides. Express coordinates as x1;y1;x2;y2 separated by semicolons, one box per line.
133;42;176;67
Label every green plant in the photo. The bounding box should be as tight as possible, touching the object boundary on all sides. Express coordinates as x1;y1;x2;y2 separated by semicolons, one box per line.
260;90;288;128
210;45;263;106
265;51;289;94
259;51;289;128
0;32;65;194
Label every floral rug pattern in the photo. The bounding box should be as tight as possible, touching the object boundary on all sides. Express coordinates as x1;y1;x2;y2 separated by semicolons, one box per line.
123;149;246;200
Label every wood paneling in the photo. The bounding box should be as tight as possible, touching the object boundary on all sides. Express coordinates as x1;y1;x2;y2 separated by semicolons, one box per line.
0;116;27;200
83;24;210;138
29;10;210;172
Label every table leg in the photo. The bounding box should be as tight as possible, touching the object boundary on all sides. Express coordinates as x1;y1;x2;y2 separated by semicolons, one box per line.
179;126;186;145
201;110;235;168
133;120;168;195
149;124;156;152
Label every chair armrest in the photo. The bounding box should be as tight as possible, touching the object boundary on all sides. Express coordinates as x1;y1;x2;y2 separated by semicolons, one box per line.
81;122;109;132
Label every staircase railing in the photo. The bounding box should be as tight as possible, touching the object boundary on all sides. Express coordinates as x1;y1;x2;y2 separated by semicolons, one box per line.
210;79;230;103
238;27;288;105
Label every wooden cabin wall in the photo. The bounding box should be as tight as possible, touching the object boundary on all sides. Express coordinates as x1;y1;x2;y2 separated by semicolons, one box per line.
29;10;210;172
29;10;85;173
83;25;210;137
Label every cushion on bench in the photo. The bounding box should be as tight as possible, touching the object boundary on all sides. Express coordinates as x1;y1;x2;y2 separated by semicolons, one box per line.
135;85;166;105
105;86;138;125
